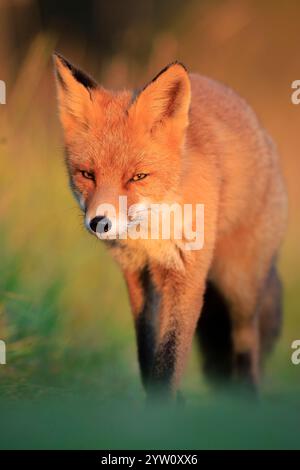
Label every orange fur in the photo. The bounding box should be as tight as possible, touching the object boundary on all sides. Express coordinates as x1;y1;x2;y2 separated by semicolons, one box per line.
54;54;287;397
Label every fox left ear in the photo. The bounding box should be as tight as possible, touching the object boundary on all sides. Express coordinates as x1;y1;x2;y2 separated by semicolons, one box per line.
131;62;191;137
53;53;98;135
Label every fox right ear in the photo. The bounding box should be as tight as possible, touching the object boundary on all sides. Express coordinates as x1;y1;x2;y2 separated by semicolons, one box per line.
53;53;98;135
130;62;191;139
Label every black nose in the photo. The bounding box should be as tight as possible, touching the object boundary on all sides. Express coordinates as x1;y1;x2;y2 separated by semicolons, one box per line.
89;216;112;234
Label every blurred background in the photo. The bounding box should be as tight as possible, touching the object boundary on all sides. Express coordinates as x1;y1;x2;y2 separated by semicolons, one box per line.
0;0;300;449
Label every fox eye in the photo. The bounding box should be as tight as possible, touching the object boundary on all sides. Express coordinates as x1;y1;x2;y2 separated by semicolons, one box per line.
131;173;148;182
80;170;95;180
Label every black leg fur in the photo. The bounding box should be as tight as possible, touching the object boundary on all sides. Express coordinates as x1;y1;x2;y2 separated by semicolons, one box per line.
135;266;160;388
196;281;233;385
197;266;283;389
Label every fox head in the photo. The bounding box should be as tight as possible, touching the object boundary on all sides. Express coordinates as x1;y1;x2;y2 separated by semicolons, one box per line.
53;53;191;240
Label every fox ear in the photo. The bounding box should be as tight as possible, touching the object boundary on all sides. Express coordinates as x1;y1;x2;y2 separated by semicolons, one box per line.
53;53;97;134
131;62;191;136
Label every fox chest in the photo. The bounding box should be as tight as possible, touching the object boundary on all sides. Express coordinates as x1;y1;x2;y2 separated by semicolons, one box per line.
107;239;186;272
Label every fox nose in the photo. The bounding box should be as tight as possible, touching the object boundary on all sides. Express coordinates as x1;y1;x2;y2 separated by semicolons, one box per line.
89;216;112;234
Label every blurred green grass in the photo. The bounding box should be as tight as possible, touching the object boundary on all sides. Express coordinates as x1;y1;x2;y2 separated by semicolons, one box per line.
1;393;300;450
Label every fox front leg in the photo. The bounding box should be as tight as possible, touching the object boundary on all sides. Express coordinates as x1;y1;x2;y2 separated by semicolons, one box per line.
124;266;159;388
124;264;205;396
147;262;206;398
125;259;207;399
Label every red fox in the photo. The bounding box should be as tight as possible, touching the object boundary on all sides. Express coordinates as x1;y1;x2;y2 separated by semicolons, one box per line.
54;53;287;398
